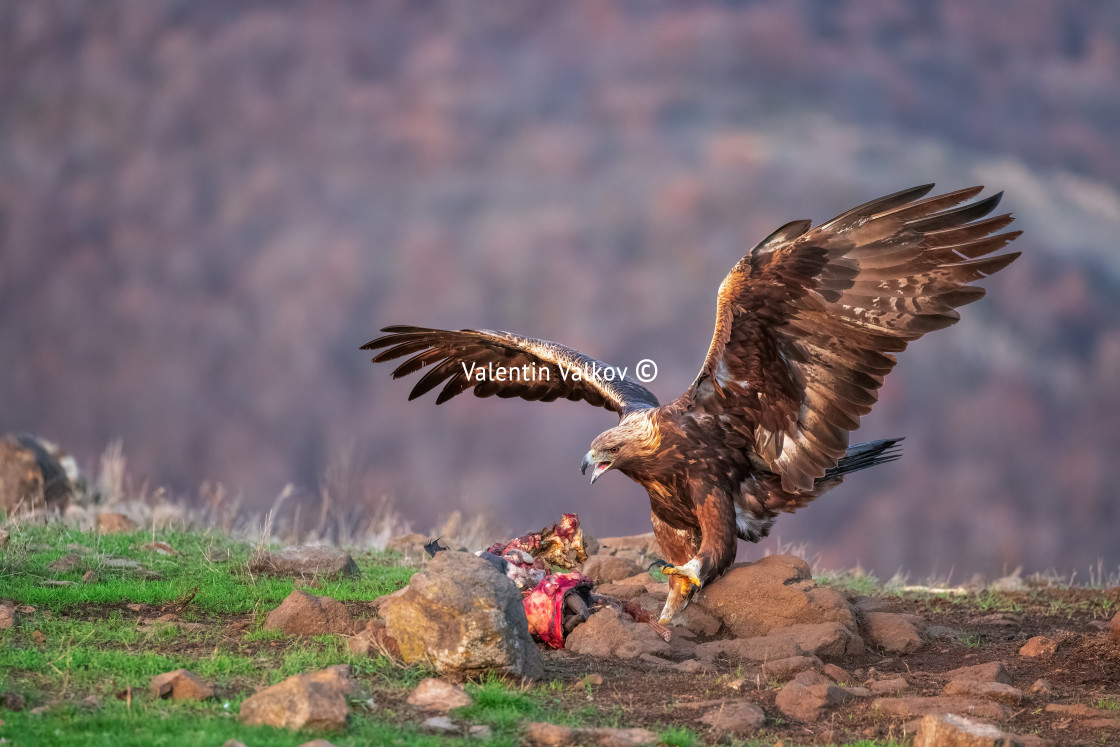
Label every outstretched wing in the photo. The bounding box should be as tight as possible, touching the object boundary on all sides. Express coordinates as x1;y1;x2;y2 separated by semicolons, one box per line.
681;185;1021;492
363;326;659;417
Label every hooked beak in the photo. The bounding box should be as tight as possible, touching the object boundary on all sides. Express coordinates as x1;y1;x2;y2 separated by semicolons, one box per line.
581;450;612;484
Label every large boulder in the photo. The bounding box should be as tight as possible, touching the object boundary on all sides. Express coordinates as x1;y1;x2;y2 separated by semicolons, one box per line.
380;551;543;679
692;555;855;638
581;555;643;584
565;607;670;659
249;546;360;579
240;665;356;731
264;590;353;635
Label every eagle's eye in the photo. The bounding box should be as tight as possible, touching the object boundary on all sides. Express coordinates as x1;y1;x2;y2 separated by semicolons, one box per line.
605;446;620;454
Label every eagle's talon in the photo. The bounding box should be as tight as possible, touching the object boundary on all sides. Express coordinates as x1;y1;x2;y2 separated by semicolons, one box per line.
661;564;702;587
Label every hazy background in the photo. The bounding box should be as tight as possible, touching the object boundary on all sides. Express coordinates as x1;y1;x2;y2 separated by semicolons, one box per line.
2;1;1118;579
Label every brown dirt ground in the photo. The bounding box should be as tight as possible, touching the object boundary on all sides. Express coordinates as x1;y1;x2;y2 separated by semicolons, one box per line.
27;587;1120;745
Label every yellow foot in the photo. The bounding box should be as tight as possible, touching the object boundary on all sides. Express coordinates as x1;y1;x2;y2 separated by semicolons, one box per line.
660;559;702;588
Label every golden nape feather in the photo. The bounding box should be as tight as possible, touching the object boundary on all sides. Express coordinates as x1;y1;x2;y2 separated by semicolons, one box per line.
365;185;1021;624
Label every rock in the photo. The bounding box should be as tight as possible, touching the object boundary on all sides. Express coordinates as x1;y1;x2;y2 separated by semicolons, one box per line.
693;555;855;639
97;555;139;568
775;669;851;722
822;663;851;683
582;555;643;584
861;611;924;654
221;741;248;747
97;512;136;533
1029;678;1052;696
972;613;1020;627
0;435;72;515
386;533;429;558
873;696;1011;720
784;621;864;658
348;618;401;659
0;528;9;549
406;679;472;713
566;607;670;659
421;716;456;732
468;724;493;739
2;692;26;711
944;661;1012;685
296;741;339;747
1044;703;1110;717
761;655;822;680
1109;612;1120;646
846;686;873;698
631;592;720;636
913;713;1018;747
694;632;802;663
148;669;214;700
944;679;1023;705
1082;717;1120;730
380;551;543;679
851;595;891;614
264;590;352;635
239;665;356;731
697;701;766;736
0;603;16;629
522;721;660;746
870;677;910;695
138;541;178;555
249;546;360;579
1018;636;1057;658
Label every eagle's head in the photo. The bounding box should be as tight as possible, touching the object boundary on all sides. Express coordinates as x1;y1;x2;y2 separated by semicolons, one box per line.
581;411;662;484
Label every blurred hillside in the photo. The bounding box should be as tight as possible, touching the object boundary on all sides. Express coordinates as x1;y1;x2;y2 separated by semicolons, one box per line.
1;1;1118;578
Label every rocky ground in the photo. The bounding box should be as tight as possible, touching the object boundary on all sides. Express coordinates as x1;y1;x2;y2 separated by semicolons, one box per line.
3;517;1119;746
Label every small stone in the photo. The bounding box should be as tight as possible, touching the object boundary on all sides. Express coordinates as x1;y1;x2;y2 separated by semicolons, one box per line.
1109;612;1120;646
522;721;660;746
32;630;46;644
943;661;1011;685
468;724;493;739
1044;703;1106;717
406;679;472;713
221;741;248;747
698;700;766;736
0;603;16;629
775;669;851;722
81;570;97;582
48;553;82;572
870;677;910;695
296;741;339;747
97;512;136;533
1019;636;1058;658
913;713;1016;747
760;655;822;680
239;665;356;731
264;590;352;636
149;669;214;700
0;528;8;548
862;611;924;654
1029;678;1052;696
138;541;178;555
972;613;1020;627
693;632;802;663
98;555;140;569
249;546;360;579
845;686;873;698
421;716;456;732
2;692;26;711
944;678;1023;705
873;695;1010;721
822;663;851;683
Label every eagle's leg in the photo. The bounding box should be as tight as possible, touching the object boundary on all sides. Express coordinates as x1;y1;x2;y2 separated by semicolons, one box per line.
658;573;697;625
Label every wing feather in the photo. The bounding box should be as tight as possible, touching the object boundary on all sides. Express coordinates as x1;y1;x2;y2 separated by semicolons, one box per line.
364;326;659;417
681;186;1021;491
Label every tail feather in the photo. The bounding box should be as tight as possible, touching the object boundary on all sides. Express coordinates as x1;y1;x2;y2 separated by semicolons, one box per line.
822;437;904;481
827;438;904;477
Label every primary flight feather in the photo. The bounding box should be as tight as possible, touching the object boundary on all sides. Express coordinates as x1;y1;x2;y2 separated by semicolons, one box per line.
363;185;1021;623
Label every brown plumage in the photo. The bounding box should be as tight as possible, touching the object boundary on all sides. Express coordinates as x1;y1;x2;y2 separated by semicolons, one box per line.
363;185;1021;623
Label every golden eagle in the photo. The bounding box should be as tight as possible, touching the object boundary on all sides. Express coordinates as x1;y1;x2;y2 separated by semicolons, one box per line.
364;185;1021;623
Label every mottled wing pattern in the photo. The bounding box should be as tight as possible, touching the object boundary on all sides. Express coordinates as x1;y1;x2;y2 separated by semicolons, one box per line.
683;185;1021;493
363;326;660;417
